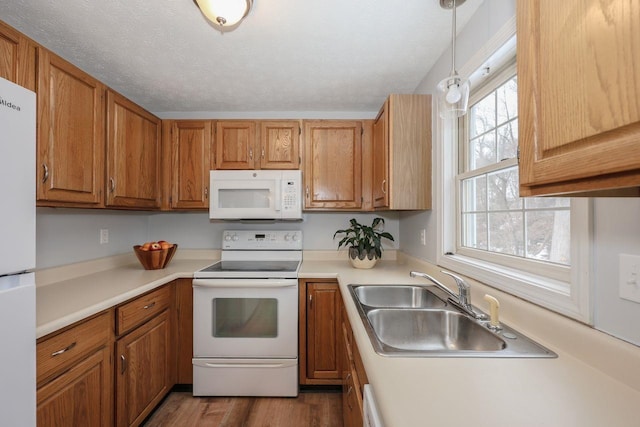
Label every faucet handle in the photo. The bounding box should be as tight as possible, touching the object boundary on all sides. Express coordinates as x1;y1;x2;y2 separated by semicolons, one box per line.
440;270;469;290
441;270;471;306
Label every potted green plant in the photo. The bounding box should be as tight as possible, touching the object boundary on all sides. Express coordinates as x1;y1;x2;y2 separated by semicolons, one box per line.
333;217;395;269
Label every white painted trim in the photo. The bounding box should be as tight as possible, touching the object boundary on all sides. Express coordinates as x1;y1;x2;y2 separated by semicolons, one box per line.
435;16;593;323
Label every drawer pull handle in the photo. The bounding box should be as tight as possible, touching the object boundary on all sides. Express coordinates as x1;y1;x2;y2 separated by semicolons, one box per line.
121;354;127;374
51;341;76;357
381;179;387;194
143;302;156;310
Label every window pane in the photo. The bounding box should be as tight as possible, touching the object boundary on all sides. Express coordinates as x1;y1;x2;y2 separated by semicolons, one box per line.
469;132;496;170
489;212;524;256
497;120;518;161
488;167;522;211
525;197;570;209
497;76;518;125
469;93;496;138
526;210;571;265
462;213;487;250
462;176;487;212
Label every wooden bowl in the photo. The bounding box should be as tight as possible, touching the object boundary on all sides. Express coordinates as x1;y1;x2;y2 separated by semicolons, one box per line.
133;244;178;270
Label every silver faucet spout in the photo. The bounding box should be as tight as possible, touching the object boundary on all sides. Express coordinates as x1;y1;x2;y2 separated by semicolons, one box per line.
410;270;486;320
409;271;457;300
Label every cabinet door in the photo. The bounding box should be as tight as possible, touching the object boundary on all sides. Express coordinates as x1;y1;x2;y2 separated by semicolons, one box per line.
169;120;213;209
259;121;301;169
305;282;342;383
175;278;193;384
372;102;389;208
303;120;363;209
37;49;105;206
106;90;161;209
37;346;112;427
0;20;36;90
215;120;257;169
518;0;640;196
116;310;171;427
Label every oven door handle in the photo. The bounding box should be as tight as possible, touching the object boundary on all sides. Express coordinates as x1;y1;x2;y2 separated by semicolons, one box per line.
192;279;297;288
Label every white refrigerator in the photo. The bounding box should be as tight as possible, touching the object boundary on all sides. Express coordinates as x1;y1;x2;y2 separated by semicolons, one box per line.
0;77;37;425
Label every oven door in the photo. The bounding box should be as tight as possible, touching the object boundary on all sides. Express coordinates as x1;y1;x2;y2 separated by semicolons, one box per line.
193;278;298;358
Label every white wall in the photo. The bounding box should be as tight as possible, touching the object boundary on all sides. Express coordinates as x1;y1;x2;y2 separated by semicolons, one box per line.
36;209;399;268
402;0;640;346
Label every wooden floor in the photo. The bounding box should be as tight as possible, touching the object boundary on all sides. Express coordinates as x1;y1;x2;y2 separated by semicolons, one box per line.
143;391;343;427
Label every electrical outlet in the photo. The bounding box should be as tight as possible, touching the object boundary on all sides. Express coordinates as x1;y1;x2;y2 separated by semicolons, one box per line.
420;229;426;246
619;254;640;303
100;229;109;245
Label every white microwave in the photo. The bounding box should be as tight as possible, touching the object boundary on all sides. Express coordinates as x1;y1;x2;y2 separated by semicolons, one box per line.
209;170;302;220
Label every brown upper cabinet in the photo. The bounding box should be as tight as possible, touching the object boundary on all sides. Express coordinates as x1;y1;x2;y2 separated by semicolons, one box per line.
215;120;257;169
0;20;36;90
164;120;214;210
259;120;301;169
36;48;106;207
372;94;431;210
106;90;162;209
517;0;640;196
215;120;301;170
303;120;363;210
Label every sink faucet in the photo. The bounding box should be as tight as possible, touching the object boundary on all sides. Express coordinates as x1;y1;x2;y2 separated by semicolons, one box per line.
409;270;486;320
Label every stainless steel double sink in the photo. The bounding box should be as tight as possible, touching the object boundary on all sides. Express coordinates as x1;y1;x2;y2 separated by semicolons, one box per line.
349;285;556;358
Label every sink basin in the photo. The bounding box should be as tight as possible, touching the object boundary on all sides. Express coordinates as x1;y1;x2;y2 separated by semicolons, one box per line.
367;309;505;352
347;284;556;358
351;285;447;308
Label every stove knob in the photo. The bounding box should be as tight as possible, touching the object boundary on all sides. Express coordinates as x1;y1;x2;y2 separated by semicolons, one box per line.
232;234;239;241
291;233;299;242
224;234;232;242
284;234;291;241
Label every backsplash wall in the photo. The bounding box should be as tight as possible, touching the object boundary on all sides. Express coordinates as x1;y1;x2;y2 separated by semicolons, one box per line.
35;208;399;269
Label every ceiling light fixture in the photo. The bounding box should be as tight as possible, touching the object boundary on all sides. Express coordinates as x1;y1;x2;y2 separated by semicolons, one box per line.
194;0;253;30
436;0;469;119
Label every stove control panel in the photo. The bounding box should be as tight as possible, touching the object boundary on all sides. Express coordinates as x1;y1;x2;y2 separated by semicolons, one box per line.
221;230;303;250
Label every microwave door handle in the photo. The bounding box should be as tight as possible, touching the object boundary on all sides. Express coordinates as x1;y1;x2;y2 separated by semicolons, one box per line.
274;181;282;212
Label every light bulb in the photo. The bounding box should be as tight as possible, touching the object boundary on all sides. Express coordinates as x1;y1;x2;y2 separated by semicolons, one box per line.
445;84;462;104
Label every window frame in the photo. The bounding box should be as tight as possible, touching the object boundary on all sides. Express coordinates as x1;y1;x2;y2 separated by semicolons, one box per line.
434;27;592;323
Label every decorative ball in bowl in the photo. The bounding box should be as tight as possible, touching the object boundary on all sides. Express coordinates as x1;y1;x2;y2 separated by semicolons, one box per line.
133;241;178;270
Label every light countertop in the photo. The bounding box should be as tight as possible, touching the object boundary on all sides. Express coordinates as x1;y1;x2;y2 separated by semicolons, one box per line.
36;252;640;427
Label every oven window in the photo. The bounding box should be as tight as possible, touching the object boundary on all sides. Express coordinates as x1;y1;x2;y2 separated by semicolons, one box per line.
218;189;270;208
212;298;278;338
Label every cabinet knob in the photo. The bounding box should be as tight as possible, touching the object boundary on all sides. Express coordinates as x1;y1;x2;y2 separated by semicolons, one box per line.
261;148;265;159
249;148;253;160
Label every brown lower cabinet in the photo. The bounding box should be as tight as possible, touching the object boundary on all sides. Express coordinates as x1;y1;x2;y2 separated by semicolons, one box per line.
115;309;172;427
299;279;343;385
299;278;369;424
36;282;178;427
36;311;114;426
342;303;368;427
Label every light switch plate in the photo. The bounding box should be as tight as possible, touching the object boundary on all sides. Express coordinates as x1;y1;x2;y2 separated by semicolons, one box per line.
619;254;640;303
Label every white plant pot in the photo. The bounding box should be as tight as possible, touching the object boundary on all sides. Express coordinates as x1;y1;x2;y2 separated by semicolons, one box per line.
349;256;378;269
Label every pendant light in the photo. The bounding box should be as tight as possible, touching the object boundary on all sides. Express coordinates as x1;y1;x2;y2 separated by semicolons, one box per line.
195;0;253;30
436;0;469;119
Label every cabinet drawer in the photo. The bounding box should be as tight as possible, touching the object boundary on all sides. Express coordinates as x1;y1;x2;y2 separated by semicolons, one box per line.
37;311;112;386
116;285;171;336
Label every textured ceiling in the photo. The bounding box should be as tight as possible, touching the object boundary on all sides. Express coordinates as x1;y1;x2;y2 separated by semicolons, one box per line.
0;0;482;116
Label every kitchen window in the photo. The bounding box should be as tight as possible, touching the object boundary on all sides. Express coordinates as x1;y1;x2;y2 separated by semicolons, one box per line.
436;39;591;323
